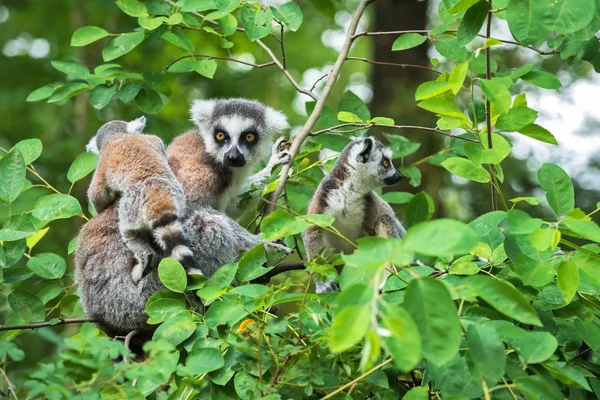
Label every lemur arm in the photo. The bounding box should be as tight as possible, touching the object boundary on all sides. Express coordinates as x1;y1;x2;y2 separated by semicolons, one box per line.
372;196;406;239
243;137;291;193
301;225;324;260
87;168;116;214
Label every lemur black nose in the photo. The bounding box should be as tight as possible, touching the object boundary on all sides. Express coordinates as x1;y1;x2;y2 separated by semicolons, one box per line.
384;170;402;186
224;147;246;167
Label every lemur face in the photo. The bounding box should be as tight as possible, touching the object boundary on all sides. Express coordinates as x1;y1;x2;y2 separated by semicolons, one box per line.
190;98;289;168
352;137;402;187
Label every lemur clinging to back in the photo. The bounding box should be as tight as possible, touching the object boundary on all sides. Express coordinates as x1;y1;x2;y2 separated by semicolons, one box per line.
76;99;292;337
302;137;406;293
86;117;196;283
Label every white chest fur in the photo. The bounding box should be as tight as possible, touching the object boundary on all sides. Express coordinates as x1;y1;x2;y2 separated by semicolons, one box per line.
323;181;368;254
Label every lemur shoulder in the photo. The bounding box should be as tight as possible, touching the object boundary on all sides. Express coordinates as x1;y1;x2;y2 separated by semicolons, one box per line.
302;137;406;293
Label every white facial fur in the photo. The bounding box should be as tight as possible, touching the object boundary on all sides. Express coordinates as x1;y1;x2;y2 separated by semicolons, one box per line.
190;98;289;166
346;137;397;190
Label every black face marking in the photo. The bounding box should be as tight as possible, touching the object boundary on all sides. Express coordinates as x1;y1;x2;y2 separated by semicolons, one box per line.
383;170;403;186
213;127;230;146
211;100;266;128
381;157;391;168
358;138;373;163
242;129;259;146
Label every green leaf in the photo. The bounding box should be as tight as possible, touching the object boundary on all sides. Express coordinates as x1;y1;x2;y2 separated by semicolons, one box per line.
538;163;574;217
102;31;145;62
457;1;490;45
182;0;216;12
300;214;335;227
540;0;594;34
404;219;479;257
162;28;195;52
118;83;142;103
437;116;472;130
415;81;451;101
137;16;165;30
135;87;163;114
510;196;541;205
88;85;117;110
369;117;395;125
26;85;56;102
158;258;187;293
27;253;67;280
145;298;188;324
506;0;549;45
260;209;310;241
448;62;468;94
272;2;303;31
330;305;371;353
169;59;218;78
0;216;36;241
464;133;512;165
450;261;480;275
391;33;427;51
404;278;461;365
465;275;542;325
402;387;429;400
116;0;149;17
338;90;371;122
205;301;246;328
383;133;421;157
507;209;542;234
312;134;352;152
418;98;468;119
181;348;225;375
0;150;26;204
47;82;91;102
153;314;196;345
381;305;422;372
480;78;512;113
32;194;82;221
466;323;506;382
517;123;557;144
11;139;42;166
206;262;238;288
496;107;538;131
574;318;600;351
71;26;110;47
494;322;558;363
441;157;491;183
405;192;434;227
381;191;413;204
557;260;578;303
67;152;98;184
8;290;45;322
522;70;562;89
26;227;49;250
337;111;363;123
51;60;89;79
563;220;600;242
38;283;64;304
237;244;271;282
448;0;480;14
240;5;273;41
435;38;468;62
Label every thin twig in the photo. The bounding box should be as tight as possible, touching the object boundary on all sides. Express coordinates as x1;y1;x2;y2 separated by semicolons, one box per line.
320;359;393;399
0;367;17;400
123;329;139;364
346;56;441;74
485;7;498;212
277;21;286;69
163;54;275;73
265;0;372;214
310;74;328;91
270;354;292;387
252;260;308;283
310;122;479;143
0;318;97;332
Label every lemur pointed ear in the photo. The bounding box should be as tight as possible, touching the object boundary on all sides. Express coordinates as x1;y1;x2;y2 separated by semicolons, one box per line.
190;99;216;127
126;116;146;133
358;137;373;163
86;136;100;155
264;107;289;135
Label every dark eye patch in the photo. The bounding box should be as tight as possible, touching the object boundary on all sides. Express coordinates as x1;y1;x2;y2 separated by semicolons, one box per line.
242;130;259;146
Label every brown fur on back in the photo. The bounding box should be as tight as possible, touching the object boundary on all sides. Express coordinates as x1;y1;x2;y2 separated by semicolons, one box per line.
167;129;232;210
102;134;171;182
144;186;178;225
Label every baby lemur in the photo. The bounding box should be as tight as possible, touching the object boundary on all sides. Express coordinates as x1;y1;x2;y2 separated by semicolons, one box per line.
302;137;406;293
86;117;196;283
76;99;292;336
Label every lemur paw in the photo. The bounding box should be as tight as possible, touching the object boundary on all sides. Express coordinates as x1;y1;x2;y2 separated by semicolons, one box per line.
269;137;292;166
264;241;293;254
316;280;339;293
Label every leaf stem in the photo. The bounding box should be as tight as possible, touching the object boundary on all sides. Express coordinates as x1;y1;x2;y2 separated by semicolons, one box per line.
320;358;393;399
0;318;97;332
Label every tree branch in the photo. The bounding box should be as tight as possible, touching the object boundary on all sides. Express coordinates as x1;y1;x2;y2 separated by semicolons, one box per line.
321;359;393;399
252;260;308;283
346;56;441;74
0;318;97;332
0;367;17;400
163;54;275;72
265;0;373;214
310;122;479;143
485;7;498;211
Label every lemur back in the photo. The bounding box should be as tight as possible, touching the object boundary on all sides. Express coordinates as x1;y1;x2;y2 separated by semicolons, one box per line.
87;118;195;282
302;137;406;293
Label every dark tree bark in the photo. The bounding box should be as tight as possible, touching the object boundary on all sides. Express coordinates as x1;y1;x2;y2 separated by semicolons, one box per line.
369;0;444;216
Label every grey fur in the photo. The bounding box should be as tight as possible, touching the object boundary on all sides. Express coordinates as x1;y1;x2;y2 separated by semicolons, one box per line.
302;137;406;293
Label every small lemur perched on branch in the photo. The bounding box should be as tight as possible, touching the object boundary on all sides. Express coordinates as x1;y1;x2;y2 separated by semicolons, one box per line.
302;137;406;293
76;99;292;337
86;117;197;283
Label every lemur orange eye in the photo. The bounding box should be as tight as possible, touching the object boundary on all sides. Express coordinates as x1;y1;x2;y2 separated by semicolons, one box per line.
245;133;256;143
215;132;226;141
382;159;390;168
